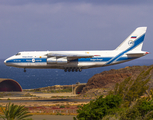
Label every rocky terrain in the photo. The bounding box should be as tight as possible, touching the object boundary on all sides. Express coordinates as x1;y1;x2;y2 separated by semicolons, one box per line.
82;65;153;94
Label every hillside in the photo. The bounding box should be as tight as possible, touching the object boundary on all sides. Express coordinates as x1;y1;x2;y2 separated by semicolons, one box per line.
82;65;153;94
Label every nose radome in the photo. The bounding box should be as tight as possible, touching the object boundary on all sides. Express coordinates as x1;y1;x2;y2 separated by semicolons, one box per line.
4;59;7;64
4;58;9;65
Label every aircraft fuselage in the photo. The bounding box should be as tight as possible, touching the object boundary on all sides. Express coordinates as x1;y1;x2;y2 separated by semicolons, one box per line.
4;50;148;70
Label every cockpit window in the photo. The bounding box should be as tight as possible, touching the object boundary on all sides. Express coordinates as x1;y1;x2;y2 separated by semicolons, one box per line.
16;53;21;56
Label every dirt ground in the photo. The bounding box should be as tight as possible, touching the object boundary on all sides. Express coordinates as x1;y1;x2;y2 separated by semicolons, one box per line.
0;92;91;116
0;115;76;120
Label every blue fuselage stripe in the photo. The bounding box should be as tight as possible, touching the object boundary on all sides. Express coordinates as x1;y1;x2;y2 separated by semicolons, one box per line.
6;58;47;63
6;57;137;63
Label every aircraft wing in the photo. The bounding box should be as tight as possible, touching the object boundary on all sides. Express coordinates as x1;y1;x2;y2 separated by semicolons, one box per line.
46;52;94;60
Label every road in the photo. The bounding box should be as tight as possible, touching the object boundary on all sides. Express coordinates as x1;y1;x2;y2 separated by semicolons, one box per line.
0;98;91;103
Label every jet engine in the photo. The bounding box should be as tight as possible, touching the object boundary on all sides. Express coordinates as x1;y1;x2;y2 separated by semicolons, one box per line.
47;57;67;64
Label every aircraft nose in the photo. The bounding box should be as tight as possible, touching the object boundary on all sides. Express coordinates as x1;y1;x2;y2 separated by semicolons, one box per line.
4;58;11;65
4;59;7;64
4;57;15;67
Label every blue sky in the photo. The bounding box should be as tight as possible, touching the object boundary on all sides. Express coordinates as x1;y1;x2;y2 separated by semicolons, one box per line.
0;0;153;59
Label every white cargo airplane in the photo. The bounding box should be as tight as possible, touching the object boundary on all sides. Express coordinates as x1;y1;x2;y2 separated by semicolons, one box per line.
4;27;149;72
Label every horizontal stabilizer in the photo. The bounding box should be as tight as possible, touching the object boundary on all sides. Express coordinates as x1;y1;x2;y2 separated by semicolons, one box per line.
126;51;149;57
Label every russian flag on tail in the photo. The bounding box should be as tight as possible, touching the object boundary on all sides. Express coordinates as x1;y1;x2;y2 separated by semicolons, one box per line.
131;36;137;39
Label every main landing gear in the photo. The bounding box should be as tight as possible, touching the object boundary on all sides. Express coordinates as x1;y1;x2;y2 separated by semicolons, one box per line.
24;68;26;72
64;67;82;72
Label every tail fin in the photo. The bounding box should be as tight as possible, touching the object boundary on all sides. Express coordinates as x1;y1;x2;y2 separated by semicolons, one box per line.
115;27;147;51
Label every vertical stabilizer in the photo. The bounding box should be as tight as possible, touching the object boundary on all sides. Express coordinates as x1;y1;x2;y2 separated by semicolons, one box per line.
115;27;147;51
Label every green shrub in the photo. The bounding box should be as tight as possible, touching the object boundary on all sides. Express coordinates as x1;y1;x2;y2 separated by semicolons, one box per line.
76;94;122;120
120;98;153;120
77;105;82;108
60;105;65;108
56;112;63;115
110;67;153;107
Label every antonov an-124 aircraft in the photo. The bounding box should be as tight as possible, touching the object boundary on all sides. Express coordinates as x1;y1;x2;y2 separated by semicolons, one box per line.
4;27;149;72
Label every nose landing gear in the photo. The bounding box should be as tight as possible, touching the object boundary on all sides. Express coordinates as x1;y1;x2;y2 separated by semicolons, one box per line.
24;68;26;72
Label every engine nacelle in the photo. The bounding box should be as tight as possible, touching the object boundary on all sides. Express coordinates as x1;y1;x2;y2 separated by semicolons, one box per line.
47;57;67;64
47;57;56;64
57;57;67;64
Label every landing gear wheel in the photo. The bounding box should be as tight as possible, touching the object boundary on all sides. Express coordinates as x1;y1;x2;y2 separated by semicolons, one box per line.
79;68;82;72
24;68;26;72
